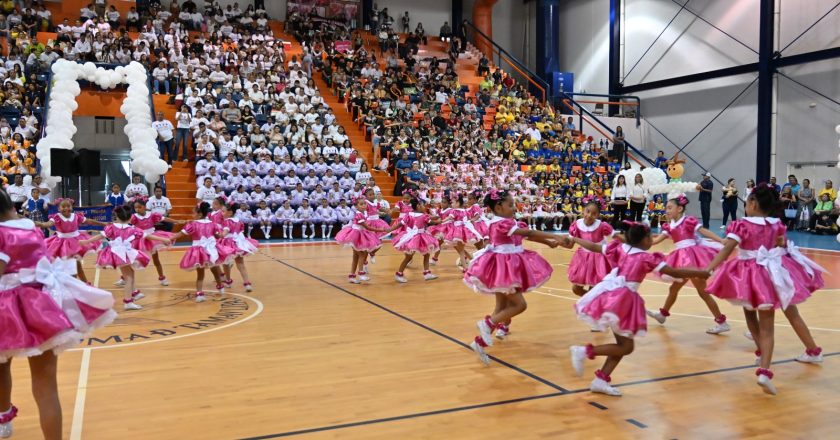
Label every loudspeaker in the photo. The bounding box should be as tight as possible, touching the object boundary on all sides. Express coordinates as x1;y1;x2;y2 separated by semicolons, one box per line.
50;149;77;177
76;149;101;177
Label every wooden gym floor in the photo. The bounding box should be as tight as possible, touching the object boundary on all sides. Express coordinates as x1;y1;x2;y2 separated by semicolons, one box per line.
8;241;840;439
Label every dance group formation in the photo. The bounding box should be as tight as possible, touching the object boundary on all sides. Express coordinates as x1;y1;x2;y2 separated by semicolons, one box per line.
334;184;827;397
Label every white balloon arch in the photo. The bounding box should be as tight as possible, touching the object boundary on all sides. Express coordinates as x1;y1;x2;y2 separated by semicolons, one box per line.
35;59;168;187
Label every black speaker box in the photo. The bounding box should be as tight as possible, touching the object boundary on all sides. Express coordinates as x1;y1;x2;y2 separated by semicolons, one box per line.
76;149;101;177
50;149;77;177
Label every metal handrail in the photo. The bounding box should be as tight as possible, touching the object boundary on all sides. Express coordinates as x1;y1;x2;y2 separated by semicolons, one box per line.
563;92;642;127
462;20;550;101
557;93;655;166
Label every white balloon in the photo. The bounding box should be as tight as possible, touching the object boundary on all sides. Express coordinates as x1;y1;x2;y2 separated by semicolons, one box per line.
835;124;840;135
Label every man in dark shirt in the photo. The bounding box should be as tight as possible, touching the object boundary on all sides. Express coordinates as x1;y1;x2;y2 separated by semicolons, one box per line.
653;150;667;170
699;172;714;229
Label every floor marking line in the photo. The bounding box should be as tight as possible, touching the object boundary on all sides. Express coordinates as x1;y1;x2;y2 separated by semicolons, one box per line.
626;419;647;429
238;392;565;439
69;348;91;440
93;268;100;288
259;252;571;393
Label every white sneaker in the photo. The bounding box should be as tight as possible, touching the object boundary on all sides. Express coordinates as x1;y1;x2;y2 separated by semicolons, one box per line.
744;331;754;341
123;301;142;311
456;257;462;267
114;278;126;287
706;321;731;335
569;346;587;376
470;340;490;366
430;258;438;266
719;225;726;229
589;323;604;332
423;272;438;281
494;327;508;340
195;293;206;303
646;309;667;324
795;352;824;364
244;283;254;292
476;319;494;346
348;276;361;284
590;378;622;396
757;374;777;395
0;422;12;439
358;274;371;281
159;277;170;286
395;274;408;283
131;291;145;301
369;255;376;264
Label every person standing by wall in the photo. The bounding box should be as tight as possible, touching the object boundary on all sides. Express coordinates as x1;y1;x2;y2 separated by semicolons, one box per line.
720;178;738;229
796;178;815;231
698;172;713;229
629;173;646;222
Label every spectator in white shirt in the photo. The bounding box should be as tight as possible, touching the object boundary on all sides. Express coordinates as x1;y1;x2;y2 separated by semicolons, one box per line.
152;112;176;164
13;119;36;140
125;175;149;201
152;61;170;94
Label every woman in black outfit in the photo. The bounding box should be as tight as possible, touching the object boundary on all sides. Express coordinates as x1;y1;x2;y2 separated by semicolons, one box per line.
721;178;739;228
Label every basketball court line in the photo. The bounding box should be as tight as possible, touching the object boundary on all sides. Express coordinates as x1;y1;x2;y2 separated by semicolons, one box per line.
242;351;840;439
69;349;91;440
258;251;572;393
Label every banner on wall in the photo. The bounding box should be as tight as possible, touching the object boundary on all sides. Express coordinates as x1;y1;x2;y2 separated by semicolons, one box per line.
334;40;352;53
288;0;359;25
47;205;112;231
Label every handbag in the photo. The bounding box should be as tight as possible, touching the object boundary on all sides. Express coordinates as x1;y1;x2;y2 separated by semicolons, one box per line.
784;203;797;219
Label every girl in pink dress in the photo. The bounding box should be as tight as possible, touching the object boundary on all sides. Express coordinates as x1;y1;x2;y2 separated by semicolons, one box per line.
466;191;488;249
335;198;387;284
389;198;441;283
445;195;480;270
567;222;710;397
219;202;258;292
37;198;107;284
466;190;559;365
170;202;234;302
86;205;169;310
130;199;180;287
427;198;452;266
645;195;730;334
389;192;414;241
209;197;227;225
0;191;116;439
567;201;614;297
363;188;389;266
705;185;825;395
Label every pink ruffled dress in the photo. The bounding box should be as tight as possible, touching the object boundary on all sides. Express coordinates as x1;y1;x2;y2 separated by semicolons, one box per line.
365;199;391;238
575;240;666;338
659;215;720;281
463;217;553;294
567;219;614;286
44;213;97;260
707;217;825;310
392;213;440;255
467;204;489;239
130;212;176;254
219;217;259;257
96;223;152;270
428;207;452;240
444;209;482;245
0;218;116;362
391;201;413;237
179;219;234;270
209;210;226;225
334;212;382;252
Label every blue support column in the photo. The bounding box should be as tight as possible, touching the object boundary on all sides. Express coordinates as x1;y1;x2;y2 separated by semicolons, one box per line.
756;0;774;182
608;0;621;116
536;0;560;96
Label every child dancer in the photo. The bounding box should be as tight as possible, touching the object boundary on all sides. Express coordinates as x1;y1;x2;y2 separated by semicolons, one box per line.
39;198;106;284
391;198;440;283
273;200;296;239
567;201;615;299
466;190;558;364
445;194;479;270
0;190;116;440
364;188;390;264
645;195;730;334
705;185;824;395
130;199;179;286
219;202;257;292
568;222;710;396
466;191;488;249
210;197;227;225
88;205;170;310
170;202;234;302
335;198;385;283
255;200;273;239
427;197;452;265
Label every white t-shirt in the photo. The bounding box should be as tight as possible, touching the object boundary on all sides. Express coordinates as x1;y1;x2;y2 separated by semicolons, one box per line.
146;196;172;215
152;120;175;141
125;183;149;199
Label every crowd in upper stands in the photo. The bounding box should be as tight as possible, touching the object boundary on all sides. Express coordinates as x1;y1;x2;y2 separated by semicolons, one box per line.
0;1;835;238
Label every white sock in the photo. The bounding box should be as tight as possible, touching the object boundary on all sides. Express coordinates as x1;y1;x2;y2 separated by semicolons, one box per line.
321;224;327;237
327;224;334;236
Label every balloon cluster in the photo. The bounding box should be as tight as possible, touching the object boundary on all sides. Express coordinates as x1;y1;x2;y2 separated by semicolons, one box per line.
35;60;168;187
